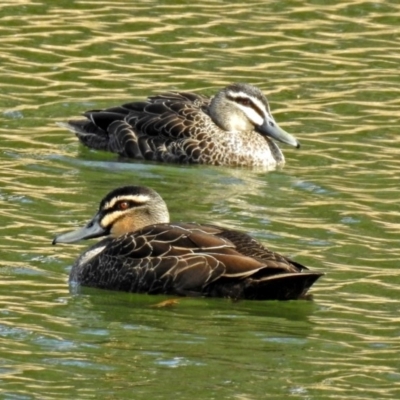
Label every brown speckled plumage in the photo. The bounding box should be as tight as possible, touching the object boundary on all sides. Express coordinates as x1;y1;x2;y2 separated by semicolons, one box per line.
59;83;300;168
53;186;322;300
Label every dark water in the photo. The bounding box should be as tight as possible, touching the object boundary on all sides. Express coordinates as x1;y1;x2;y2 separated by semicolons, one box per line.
1;0;400;398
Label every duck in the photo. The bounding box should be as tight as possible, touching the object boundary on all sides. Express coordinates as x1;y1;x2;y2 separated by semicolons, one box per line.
52;185;323;300
59;83;300;168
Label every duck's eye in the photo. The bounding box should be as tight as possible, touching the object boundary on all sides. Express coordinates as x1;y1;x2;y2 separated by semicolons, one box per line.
237;98;251;107
117;201;130;210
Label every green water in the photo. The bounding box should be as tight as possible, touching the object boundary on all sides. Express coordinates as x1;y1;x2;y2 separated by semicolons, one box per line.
1;0;400;399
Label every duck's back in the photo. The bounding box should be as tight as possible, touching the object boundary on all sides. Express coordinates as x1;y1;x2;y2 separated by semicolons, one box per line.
63;92;222;162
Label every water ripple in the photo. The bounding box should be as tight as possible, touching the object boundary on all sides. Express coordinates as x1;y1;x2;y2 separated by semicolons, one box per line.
1;0;400;398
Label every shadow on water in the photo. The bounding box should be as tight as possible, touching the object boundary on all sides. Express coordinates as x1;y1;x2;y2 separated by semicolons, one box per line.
63;286;320;367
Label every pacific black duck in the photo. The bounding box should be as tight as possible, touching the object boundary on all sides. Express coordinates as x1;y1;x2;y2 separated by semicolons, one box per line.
59;83;300;168
53;186;323;300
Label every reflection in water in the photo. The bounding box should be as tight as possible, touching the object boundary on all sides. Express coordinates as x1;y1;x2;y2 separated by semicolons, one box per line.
1;0;400;398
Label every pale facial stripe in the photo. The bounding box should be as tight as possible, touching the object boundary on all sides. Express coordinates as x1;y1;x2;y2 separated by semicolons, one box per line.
227;90;272;126
104;194;150;210
101;194;150;228
236;105;264;126
101;210;126;229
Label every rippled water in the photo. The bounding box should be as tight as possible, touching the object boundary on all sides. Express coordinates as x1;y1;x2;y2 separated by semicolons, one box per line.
1;0;400;398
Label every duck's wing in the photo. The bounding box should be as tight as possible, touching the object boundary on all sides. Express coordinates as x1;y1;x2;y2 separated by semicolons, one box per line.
166;223;323;299
71;223;322;299
208;224;309;272
60;92;212;160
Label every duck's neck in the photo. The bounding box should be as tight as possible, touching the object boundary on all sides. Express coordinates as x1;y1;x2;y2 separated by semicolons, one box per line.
215;132;285;167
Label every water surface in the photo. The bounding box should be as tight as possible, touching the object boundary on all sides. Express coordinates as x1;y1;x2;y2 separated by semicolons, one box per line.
1;0;400;399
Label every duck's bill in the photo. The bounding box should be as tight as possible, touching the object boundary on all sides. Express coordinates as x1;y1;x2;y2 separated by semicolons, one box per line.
257;117;300;148
52;214;106;245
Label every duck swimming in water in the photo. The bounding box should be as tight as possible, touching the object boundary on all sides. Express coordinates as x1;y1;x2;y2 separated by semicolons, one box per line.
59;83;300;168
53;186;322;300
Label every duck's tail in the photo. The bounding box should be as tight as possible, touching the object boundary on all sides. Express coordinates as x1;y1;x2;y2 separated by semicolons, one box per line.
243;271;324;300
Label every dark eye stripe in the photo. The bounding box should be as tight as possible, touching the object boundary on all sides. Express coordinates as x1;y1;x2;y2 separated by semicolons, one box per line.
228;94;265;118
112;200;144;211
102;194;150;211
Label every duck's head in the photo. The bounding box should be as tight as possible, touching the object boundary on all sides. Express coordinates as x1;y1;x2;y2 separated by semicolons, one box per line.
209;83;300;148
53;186;169;244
